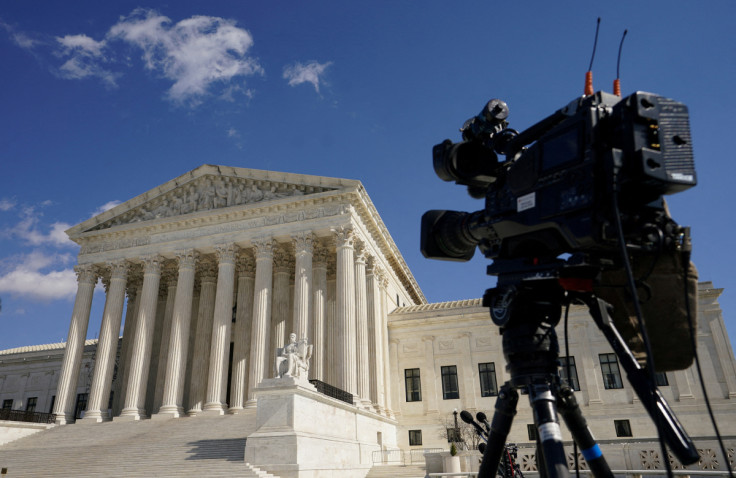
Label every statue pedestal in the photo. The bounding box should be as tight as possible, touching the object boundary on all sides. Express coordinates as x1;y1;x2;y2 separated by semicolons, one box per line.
245;376;397;478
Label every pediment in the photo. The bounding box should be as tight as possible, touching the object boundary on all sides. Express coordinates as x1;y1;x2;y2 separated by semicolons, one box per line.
69;165;359;236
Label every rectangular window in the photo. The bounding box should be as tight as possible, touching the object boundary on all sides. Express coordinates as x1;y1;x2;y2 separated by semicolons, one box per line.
479;362;498;397
409;429;423;446
48;395;56;414
2;399;13;410
446;427;462;443
25;397;37;412
655;372;669;387
75;393;88;419
614;419;633;437
527;424;538;441
599;353;623;389
441;366;460;400
559;356;580;391
404;368;422;402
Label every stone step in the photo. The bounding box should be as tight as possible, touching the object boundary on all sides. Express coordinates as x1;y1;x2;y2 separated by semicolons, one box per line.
0;412;271;477
365;464;427;478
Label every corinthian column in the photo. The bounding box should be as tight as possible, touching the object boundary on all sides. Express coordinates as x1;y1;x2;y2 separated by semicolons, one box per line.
187;259;217;415
153;268;177;412
354;242;371;407
366;259;386;413
333;226;357;396
271;247;291;363
156;250;198;418
292;232;314;342
229;253;255;413
311;244;328;381
83;260;129;423
118;255;163;420
203;244;238;414
246;238;274;408
53;264;97;424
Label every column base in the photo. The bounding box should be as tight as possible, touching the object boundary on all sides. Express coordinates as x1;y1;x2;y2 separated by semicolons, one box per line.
115;407;147;421
77;411;108;424
152;405;185;419
201;402;227;415
54;413;74;425
245;399;258;409
228;406;246;414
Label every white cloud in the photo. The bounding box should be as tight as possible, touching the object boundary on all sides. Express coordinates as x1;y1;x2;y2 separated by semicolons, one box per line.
109;9;263;104
283;61;332;94
0;20;40;50
90;200;121;218
0;251;77;301
56;34;118;87
0;199;16;211
5;207;75;247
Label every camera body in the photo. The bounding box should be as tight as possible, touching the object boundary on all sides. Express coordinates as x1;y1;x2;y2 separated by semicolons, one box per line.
422;91;695;263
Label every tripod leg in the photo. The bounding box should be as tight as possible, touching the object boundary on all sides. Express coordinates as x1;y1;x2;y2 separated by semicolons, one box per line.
479;383;519;478
557;386;614;478
529;384;569;478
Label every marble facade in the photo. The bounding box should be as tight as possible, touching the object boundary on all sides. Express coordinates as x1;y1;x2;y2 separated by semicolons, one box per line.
50;165;423;424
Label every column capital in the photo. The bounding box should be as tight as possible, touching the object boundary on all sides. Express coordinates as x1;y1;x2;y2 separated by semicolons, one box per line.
74;264;98;285
198;257;218;283
332;226;354;249
292;231;316;254
313;242;330;266
140;254;165;275
215;243;239;265
273;247;293;274
107;260;129;281
422;335;435;343
175;249;199;270
236;253;256;277
354;240;367;264
252;237;274;259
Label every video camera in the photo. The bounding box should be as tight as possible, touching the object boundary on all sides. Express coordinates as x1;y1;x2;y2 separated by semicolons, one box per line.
421;91;696;265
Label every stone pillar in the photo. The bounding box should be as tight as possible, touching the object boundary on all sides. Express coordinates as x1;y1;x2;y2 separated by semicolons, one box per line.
292;232;314;342
311;245;328;381
334;226;357;396
53;264;97;424
380;275;394;417
422;335;439;415
271;247;291;366
325;264;337;385
246;238;274;408
118;255;163;420
388;338;401;418
187;259;217;415
156;250;198;418
113;275;141;416
84;260;129;422
366;260;386;413
153;268;177;412
229;253;255;413
204;244;238;414
354;242;371;407
183;283;201;410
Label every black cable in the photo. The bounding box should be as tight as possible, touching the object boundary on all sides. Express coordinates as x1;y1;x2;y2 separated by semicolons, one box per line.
683;259;735;477
611;191;673;477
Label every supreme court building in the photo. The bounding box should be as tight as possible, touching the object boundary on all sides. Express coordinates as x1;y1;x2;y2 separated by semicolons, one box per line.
2;164;735;473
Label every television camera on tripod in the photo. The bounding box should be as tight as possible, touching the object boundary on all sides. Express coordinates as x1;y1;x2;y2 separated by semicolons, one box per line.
421;88;701;478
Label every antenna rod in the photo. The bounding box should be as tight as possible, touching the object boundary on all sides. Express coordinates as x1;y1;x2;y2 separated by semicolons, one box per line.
614;29;628;96
585;17;601;96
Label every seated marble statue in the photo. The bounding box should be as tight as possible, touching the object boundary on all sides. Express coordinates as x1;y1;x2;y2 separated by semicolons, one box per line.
275;333;313;379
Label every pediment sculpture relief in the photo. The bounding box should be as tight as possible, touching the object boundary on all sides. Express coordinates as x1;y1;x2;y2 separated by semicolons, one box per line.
91;176;331;231
275;333;313;380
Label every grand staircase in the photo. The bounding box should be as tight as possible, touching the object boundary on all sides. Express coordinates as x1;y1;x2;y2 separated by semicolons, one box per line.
0;411;277;477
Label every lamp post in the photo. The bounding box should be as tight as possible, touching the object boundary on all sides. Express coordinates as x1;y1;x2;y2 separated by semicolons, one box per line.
453;408;459;444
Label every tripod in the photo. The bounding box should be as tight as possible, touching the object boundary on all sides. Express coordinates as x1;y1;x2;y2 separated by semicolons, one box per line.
477;264;699;478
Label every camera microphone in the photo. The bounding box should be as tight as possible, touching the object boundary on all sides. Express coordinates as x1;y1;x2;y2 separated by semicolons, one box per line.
460;410;488;440
476;411;492;434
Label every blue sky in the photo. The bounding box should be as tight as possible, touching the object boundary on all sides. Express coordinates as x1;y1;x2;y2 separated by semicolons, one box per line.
1;1;734;353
